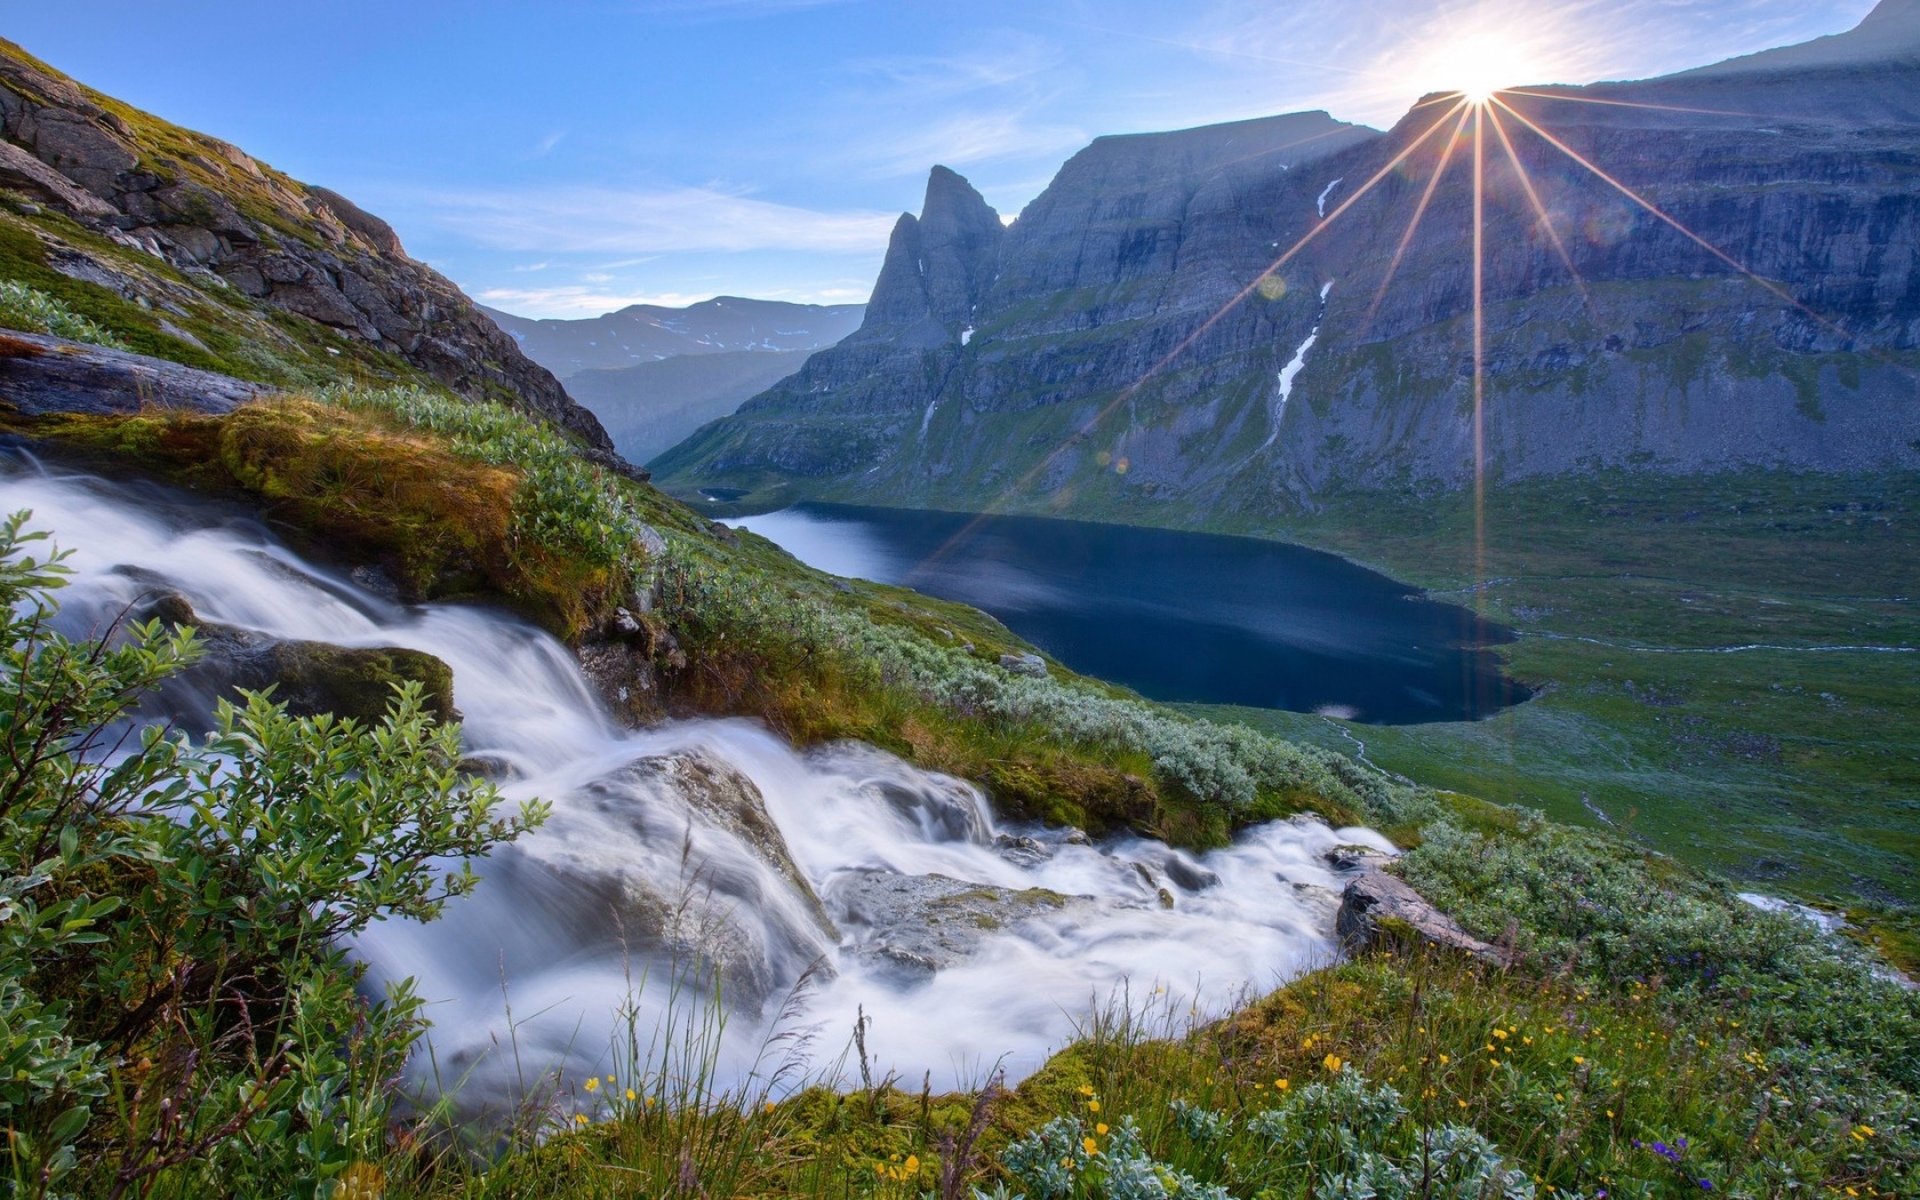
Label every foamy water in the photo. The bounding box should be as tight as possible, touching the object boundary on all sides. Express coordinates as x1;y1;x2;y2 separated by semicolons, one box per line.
0;461;1391;1110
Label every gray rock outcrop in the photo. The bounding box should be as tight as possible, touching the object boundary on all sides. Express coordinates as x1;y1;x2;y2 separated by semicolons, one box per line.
828;869;1090;979
0;330;268;417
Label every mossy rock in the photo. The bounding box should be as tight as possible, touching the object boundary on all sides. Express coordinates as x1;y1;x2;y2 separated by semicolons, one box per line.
260;640;456;725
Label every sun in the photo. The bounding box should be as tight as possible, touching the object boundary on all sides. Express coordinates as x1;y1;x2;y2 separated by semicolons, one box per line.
1422;31;1534;103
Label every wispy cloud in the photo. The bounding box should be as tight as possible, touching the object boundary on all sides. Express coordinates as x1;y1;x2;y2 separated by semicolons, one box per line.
478;285;720;315
853;110;1089;179
847;35;1063;100
822;32;1088;179
414;184;897;254
533;130;567;157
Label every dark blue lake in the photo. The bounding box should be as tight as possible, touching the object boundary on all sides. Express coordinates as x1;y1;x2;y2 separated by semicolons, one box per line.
731;504;1529;725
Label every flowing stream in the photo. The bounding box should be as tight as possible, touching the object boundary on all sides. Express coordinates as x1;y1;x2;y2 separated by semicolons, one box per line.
1;460;1392;1112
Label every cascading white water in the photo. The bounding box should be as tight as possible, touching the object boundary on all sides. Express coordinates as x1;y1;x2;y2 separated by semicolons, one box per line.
0;460;1394;1112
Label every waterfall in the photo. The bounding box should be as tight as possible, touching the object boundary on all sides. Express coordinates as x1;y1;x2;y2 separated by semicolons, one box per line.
0;459;1393;1112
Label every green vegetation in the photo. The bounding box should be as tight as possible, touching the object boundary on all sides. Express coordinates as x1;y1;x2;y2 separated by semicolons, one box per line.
14;389;649;638
0;281;125;350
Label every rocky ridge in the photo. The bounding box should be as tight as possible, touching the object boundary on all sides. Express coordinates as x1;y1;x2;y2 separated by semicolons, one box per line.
0;39;618;459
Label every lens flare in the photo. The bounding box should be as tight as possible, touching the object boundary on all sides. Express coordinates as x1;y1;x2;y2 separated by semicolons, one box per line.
1421;31;1533;103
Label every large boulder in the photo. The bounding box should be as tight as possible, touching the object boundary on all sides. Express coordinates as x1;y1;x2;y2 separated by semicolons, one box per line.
132;589;457;726
1334;866;1508;966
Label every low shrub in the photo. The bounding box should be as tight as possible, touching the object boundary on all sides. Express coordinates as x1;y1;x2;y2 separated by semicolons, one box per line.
0;279;127;350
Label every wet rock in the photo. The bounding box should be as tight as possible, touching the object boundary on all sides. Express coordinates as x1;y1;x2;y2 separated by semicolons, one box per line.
1324;843;1397;874
1336;870;1508;966
575;638;665;728
130;589;456;725
1160;854;1220;892
830;870;1090;980
622;750;833;938
993;833;1053;867
516;750;838;1010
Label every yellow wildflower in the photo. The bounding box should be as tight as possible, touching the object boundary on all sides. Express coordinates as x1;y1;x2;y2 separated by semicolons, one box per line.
1083;1137;1099;1155
1572;1056;1585;1065
1322;1053;1343;1073
573;1113;588;1125
583;1077;599;1092
1078;1085;1095;1096
1097;1123;1109;1135
626;1089;637;1101
1088;1099;1101;1113
1275;1079;1289;1090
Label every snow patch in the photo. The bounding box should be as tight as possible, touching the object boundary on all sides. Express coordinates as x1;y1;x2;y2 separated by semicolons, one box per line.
1316;178;1344;218
960;326;974;346
1257;281;1335;453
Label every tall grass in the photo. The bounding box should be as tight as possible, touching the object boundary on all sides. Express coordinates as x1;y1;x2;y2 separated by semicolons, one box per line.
0;278;129;349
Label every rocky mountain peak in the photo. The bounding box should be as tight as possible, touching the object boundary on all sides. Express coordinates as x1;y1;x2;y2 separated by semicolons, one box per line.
851;166;1002;348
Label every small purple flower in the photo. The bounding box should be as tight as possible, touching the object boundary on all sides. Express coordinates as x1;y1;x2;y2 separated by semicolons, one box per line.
1699;1180;1712;1191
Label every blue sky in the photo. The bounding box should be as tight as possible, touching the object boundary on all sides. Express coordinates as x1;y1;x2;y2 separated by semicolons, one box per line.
7;0;1877;317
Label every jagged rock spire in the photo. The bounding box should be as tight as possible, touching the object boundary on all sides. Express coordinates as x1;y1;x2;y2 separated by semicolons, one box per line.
853;165;1002;347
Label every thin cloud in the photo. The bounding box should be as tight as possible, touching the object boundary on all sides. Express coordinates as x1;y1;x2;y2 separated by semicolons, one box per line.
479;285;719;315
849;110;1089;180
848;35;1064;100
415;185;898;254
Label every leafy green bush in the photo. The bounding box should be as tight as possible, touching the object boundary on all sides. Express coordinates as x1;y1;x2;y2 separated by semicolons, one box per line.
0;511;545;1197
0;280;128;350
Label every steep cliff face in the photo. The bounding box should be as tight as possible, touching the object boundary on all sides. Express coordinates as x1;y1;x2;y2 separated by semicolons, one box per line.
652;111;1373;497
655;5;1920;517
0;39;615;454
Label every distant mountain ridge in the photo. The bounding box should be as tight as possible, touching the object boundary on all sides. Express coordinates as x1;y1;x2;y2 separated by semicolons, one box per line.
483;297;864;378
654;3;1920;519
563;349;816;466
483;296;866;466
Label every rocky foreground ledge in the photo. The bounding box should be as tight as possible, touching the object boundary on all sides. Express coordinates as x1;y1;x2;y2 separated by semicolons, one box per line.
0;328;268;417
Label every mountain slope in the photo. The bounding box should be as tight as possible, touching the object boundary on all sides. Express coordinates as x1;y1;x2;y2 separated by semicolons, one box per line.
563;349;812;465
0;38;615;454
483;297;864;378
654;7;1920;517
